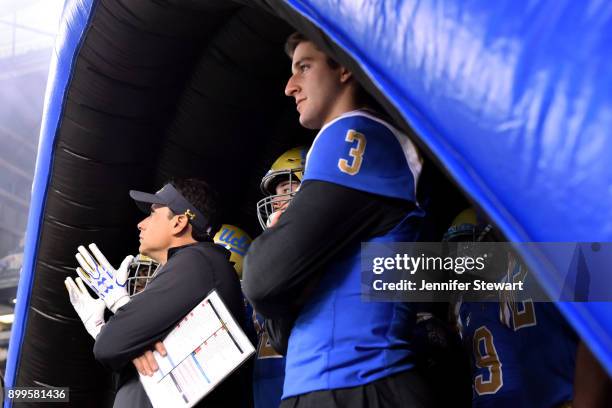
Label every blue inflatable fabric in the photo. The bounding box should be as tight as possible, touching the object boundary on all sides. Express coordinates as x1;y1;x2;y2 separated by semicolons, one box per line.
6;1;612;398
284;0;612;374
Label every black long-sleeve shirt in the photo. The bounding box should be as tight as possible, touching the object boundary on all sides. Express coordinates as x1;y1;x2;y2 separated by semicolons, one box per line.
243;163;466;354
242;180;414;319
94;241;250;408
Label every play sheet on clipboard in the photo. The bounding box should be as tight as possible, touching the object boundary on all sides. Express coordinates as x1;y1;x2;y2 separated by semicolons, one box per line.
139;290;254;408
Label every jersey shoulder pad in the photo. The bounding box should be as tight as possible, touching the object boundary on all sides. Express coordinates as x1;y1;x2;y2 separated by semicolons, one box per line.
304;111;421;202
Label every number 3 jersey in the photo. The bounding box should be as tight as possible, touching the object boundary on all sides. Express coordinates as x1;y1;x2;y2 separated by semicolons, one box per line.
283;110;426;398
302;110;422;202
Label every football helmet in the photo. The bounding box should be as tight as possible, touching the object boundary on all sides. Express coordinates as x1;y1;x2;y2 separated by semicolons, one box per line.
256;146;307;229
126;254;160;296
444;208;479;243
442;208;497;272
214;224;252;278
443;208;507;290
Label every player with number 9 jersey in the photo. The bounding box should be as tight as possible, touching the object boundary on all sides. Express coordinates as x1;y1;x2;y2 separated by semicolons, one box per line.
460;249;576;407
459;301;528;407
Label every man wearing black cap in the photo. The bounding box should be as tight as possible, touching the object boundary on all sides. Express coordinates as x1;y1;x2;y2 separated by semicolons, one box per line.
92;178;249;408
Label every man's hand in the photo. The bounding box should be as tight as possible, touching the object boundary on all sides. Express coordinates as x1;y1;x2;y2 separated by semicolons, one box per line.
266;210;283;228
132;342;167;376
75;243;133;313
64;276;106;339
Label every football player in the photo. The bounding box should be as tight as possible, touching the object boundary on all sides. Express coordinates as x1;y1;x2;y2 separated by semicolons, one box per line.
448;208;582;408
126;254;160;296
243;32;435;407
446;209;529;407
252;147;306;407
256;146;306;230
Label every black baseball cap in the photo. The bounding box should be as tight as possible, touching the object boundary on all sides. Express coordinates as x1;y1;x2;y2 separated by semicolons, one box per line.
129;183;209;234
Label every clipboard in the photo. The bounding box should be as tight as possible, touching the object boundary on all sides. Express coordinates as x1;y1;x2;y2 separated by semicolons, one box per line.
139;290;255;407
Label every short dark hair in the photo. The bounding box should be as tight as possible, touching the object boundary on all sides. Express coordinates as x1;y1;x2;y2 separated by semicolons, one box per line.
166;178;219;242
285;32;339;69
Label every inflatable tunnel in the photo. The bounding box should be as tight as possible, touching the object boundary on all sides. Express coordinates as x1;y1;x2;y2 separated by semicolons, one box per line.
5;0;612;406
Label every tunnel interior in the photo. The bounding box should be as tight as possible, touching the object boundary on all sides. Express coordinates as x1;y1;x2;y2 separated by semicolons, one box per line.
14;0;467;404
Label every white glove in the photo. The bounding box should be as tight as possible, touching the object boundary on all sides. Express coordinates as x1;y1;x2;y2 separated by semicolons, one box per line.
75;243;133;313
64;276;106;339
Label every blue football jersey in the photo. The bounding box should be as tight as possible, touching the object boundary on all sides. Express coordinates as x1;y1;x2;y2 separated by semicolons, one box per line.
303;110;422;202
460;255;577;407
284;110;426;398
499;256;576;407
460;301;528;407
